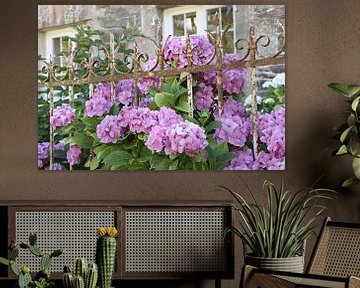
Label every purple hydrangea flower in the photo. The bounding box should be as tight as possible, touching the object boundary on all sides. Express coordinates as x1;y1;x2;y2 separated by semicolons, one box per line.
225;149;256;170
164;120;208;156
50;104;75;128
84;83;112;117
157;107;183;127
38;159;44;168
139;95;155;108
118;107;159;134
256;151;285;170
115;79;135;106
145;108;207;157
52;163;66;170
164;35;214;68
54;140;65;151
93;83;111;100
96;115;124;144
84;96;111;117
66;146;82;165
38;142;50;160
203;54;247;94
145;125;168;153
138;58;161;95
214;98;251;147
194;82;214;111
224;149;285;170
258;105;285;159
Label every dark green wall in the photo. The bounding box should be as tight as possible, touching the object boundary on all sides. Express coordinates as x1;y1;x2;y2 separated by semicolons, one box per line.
0;1;359;287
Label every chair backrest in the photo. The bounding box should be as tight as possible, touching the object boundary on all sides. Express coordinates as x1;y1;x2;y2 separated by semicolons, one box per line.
307;217;360;277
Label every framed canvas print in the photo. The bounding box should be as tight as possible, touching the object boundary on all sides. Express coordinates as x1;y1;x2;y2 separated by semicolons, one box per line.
38;5;285;171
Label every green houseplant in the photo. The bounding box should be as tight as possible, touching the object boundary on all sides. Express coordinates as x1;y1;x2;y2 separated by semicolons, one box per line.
328;83;360;187
0;232;63;288
223;179;334;272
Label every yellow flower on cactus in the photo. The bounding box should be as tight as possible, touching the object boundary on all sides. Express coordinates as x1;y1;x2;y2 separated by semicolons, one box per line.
97;227;118;237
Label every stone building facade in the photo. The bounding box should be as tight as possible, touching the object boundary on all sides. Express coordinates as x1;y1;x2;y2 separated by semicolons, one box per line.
38;5;285;96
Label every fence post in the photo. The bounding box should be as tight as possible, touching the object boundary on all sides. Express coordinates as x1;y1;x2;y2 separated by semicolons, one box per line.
185;35;194;118
133;42;140;107
68;39;74;170
215;12;224;115
249;25;259;159
109;33;116;106
157;23;165;85
48;57;55;170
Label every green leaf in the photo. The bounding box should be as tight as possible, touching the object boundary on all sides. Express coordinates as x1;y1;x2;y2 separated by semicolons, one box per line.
154;92;175;108
90;157;101;170
0;257;9;266
205;120;220;134
328;83;351;97
352;157;360;179
348;85;360;97
93;145;114;160
340;126;353;143
342;177;360;187
70;133;93;148
336;145;348;155
104;150;133;167
351;96;360;111
81;117;101;129
109;104;120;115
174;97;190;113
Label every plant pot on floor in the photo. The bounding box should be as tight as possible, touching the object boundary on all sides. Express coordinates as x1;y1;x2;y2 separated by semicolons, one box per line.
245;254;305;273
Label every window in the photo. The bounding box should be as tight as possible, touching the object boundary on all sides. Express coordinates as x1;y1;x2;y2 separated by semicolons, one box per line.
206;6;234;54
163;5;235;53
44;27;76;64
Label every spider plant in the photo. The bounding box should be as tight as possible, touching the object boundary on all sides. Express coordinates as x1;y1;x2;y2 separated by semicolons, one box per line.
223;179;335;258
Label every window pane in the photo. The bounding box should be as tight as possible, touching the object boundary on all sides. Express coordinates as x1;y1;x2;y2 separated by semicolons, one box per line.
52;37;61;55
185;12;197;35
221;6;233;30
173;14;184;36
61;37;69;53
223;31;234;54
207;8;219;32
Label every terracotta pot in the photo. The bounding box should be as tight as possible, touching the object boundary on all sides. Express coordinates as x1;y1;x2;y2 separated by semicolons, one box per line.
245;254;305;273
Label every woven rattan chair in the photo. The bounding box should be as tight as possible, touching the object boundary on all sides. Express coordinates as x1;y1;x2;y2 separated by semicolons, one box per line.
241;217;360;288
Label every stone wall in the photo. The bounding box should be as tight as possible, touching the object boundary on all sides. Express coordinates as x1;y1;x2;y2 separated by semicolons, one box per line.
38;5;285;96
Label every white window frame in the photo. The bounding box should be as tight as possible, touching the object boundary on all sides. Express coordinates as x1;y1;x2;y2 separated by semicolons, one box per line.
45;27;76;59
163;5;236;38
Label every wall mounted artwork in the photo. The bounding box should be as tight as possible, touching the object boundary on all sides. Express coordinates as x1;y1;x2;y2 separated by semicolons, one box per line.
38;5;285;170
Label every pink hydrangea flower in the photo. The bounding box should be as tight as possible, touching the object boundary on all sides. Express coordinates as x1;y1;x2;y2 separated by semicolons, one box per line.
194;82;214;111
164;35;214;68
138;58;161;95
50;104;75;128
66;146;82;165
115;79;135;106
214;98;251;147
96;115;124;144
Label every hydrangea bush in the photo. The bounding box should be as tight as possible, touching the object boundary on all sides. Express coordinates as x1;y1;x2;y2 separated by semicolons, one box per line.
38;26;285;170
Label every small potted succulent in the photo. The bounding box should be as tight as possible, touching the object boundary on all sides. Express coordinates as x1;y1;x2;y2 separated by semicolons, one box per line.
328;83;360;187
222;179;334;273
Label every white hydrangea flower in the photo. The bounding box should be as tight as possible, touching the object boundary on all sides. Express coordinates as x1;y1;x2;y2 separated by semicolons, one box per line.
262;73;285;88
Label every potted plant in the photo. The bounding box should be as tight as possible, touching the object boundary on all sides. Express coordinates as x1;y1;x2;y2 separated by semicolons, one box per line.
223;179;334;273
328;83;360;187
0;232;63;288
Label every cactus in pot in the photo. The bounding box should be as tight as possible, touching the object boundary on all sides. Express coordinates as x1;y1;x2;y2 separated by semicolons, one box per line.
96;227;118;288
62;259;98;288
0;232;64;288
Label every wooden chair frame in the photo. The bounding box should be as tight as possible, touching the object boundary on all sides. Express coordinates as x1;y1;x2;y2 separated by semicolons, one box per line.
241;217;360;288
